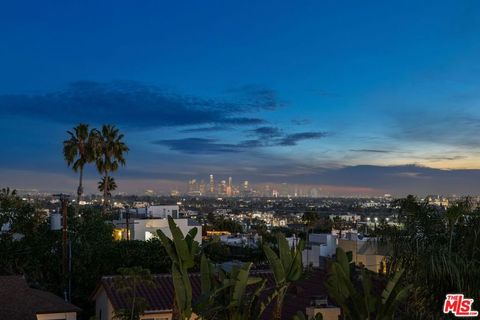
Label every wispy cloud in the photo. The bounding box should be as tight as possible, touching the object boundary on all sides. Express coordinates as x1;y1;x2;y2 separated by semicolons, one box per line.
154;130;329;154
350;149;392;153
179;126;231;133
0;81;279;129
291;119;311;125
391;109;480;147
248;126;283;138
278;132;329;146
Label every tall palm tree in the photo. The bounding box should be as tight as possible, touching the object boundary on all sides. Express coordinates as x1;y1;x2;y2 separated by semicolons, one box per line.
98;176;117;197
95;124;129;213
63;124;97;205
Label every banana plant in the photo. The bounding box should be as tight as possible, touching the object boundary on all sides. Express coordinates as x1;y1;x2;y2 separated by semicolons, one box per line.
263;233;305;320
157;216;199;320
325;247;411;320
196;254;275;320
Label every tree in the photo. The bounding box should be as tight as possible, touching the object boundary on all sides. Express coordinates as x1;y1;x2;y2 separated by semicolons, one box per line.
302;211;318;232
158;218;311;320
325;248;411;320
113;266;156;320
157;217;199;320
197;254;271;320
95;124;129;213
263;233;304;320
379;196;480;318
98;176;117;197
63;124;98;206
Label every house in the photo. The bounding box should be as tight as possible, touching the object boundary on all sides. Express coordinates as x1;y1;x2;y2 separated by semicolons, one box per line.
288;233;337;268
146;205;180;218
337;233;388;273
92;270;340;320
0;275;81;320
113;218;202;243
134;218;202;243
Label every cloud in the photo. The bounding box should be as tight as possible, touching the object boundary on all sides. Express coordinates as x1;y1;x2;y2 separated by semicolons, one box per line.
423;155;467;161
179;126;231;133
0;80;278;129
155;130;329;154
278;132;328;146
291;119;311;125
224;85;284;111
248;126;283;138
391;109;480;147
350;149;392;153
153;138;244;154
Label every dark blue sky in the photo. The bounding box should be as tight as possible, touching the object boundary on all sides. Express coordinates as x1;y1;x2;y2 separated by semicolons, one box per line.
1;0;480;196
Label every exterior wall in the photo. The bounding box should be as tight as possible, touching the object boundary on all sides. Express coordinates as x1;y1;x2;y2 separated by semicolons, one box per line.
356;254;386;273
306;306;341;320
133;219;202;243
147;205;179;218
94;288;115;320
36;312;77;320
94;287;172;320
337;239;386;273
140;312;172;320
309;233;336;257
303;244;321;268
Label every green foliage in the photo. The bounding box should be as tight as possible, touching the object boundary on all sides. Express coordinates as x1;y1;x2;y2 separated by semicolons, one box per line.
160;218;308;320
208;217;244;234
302;211;319;229
325;248;411;320
0;202;171;318
263;233;304;319
157;216;199;320
63;123;98;203
98;176;118;196
113;266;156;320
203;237;232;262
379;196;480;318
196;254;271;320
94;124;129;212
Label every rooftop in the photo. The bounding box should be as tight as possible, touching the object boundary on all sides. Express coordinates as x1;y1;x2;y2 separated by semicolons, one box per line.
0;275;81;320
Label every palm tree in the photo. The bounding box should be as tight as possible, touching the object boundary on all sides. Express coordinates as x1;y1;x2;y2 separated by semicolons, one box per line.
98;176;117;197
63;124;97;206
378;196;480;318
95;124;129;213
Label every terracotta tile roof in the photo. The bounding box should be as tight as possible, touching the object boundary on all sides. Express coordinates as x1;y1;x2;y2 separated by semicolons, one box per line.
97;269;329;319
0;275;81;320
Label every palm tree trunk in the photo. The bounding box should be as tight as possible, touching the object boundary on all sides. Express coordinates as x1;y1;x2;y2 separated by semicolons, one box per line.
103;172;109;214
77;166;83;202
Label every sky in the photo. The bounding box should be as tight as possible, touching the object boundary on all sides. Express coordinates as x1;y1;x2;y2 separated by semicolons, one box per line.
1;0;480;196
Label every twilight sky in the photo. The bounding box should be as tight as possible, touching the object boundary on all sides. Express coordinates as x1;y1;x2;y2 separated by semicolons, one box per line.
1;0;480;196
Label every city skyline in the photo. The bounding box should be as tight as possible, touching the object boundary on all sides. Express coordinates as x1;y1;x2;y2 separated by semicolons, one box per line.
2;1;480;196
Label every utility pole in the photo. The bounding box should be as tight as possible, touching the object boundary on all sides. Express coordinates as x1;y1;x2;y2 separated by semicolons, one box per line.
125;206;130;241
54;193;70;302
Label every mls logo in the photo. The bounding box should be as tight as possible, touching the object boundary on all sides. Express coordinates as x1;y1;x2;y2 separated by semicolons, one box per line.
443;294;478;317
